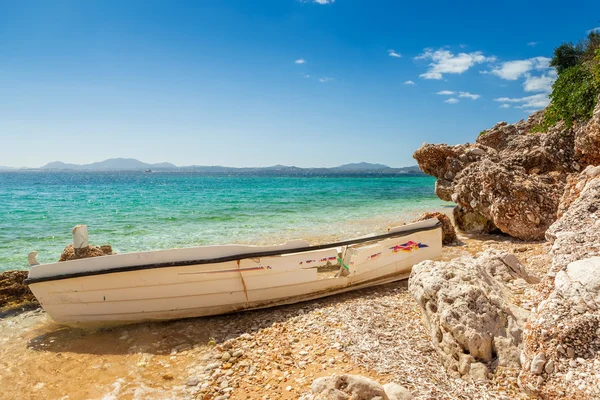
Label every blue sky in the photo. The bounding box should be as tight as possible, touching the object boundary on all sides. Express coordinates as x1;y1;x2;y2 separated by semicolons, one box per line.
1;0;599;168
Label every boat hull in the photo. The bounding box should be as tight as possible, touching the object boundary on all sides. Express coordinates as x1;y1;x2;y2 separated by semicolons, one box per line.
27;224;442;326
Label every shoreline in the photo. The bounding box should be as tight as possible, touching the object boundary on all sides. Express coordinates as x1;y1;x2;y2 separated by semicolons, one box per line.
0;221;549;400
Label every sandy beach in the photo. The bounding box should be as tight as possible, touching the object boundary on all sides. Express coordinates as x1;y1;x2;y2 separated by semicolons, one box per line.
0;230;549;400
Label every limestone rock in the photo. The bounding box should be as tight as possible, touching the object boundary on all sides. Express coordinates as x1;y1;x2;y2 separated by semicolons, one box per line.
408;250;535;380
519;173;600;397
382;383;412;400
453;205;498;234
413;212;457;245
0;270;38;311
556;165;600;218
59;244;114;262
450;160;564;240
311;374;388;400
575;102;600;166
412;108;588;240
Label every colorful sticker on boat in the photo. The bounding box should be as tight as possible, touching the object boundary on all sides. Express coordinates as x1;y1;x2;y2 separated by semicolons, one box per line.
390;241;429;253
369;252;382;260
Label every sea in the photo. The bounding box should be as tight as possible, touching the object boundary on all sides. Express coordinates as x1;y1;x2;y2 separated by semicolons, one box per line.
0;171;449;272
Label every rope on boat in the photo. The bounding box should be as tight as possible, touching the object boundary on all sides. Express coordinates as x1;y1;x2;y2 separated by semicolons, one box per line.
337;257;350;270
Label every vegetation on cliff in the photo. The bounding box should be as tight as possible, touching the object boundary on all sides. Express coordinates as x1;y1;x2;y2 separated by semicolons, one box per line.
535;32;600;131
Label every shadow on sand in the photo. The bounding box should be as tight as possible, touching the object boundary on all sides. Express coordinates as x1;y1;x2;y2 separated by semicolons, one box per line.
26;280;410;357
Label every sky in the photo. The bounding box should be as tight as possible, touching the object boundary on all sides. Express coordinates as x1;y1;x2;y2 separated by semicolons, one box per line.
1;0;599;168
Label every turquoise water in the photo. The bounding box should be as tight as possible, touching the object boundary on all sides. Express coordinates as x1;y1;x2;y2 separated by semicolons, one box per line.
0;172;446;271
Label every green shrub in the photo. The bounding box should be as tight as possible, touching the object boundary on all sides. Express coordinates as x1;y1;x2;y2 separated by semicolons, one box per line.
535;64;598;131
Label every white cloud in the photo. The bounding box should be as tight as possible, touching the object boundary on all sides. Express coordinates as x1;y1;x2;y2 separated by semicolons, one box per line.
304;0;335;3
523;71;556;93
444;98;459;104
458;91;481;100
404;80;416;85
388;49;402;58
494;93;550;111
415;48;495;80
588;27;600;33
319;77;334;83
295;58;306;64
302;73;310;78
500;104;510;108
527;42;539;47
436;90;455;95
490;57;551;80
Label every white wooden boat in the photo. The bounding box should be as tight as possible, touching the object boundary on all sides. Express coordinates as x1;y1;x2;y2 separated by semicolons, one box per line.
25;220;442;326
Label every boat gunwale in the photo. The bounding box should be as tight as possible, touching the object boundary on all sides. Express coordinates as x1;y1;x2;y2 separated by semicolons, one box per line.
24;222;441;285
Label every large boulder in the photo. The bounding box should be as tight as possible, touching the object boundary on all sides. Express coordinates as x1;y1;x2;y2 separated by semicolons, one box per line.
413;212;457;245
408;250;538;380
451;160;564;240
412;106;599;240
519;172;600;398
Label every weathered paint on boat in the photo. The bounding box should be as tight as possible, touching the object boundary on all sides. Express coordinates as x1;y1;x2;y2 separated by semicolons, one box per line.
26;219;442;326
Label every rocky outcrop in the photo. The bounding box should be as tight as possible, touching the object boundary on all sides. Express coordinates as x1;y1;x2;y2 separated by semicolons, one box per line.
412;104;600;240
575;102;600;166
519;171;600;398
413;211;457;245
310;375;412;400
0;270;38;312
556;165;600;218
408;250;538;380
58;244;114;262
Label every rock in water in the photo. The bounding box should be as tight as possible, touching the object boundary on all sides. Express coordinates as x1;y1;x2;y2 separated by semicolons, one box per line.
0;270;38;312
59;244;114;262
408;250;537;380
413;212;457;245
311;374;389;400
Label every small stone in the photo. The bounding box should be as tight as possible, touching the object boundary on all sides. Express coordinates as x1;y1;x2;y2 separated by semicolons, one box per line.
186;377;200;386
530;353;546;375
221;352;231;362
537;376;545;386
232;350;243;358
544;360;555;374
162;373;174;381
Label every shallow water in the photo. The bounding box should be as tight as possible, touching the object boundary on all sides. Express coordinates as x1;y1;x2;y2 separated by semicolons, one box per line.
0;172;448;270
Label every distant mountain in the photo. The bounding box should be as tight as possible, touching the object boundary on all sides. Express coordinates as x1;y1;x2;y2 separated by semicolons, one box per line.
40;158;177;171
0;166;16;170
331;162;391;171
37;158;424;175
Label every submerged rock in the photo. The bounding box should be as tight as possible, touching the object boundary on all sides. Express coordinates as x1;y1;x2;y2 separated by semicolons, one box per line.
58;244;114;262
409;250;537;380
413;211;457;245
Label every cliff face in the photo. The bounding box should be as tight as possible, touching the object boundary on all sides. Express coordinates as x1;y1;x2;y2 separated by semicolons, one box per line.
413;103;600;240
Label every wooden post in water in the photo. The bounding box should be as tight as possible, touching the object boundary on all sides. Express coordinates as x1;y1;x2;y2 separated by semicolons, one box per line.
73;225;89;249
